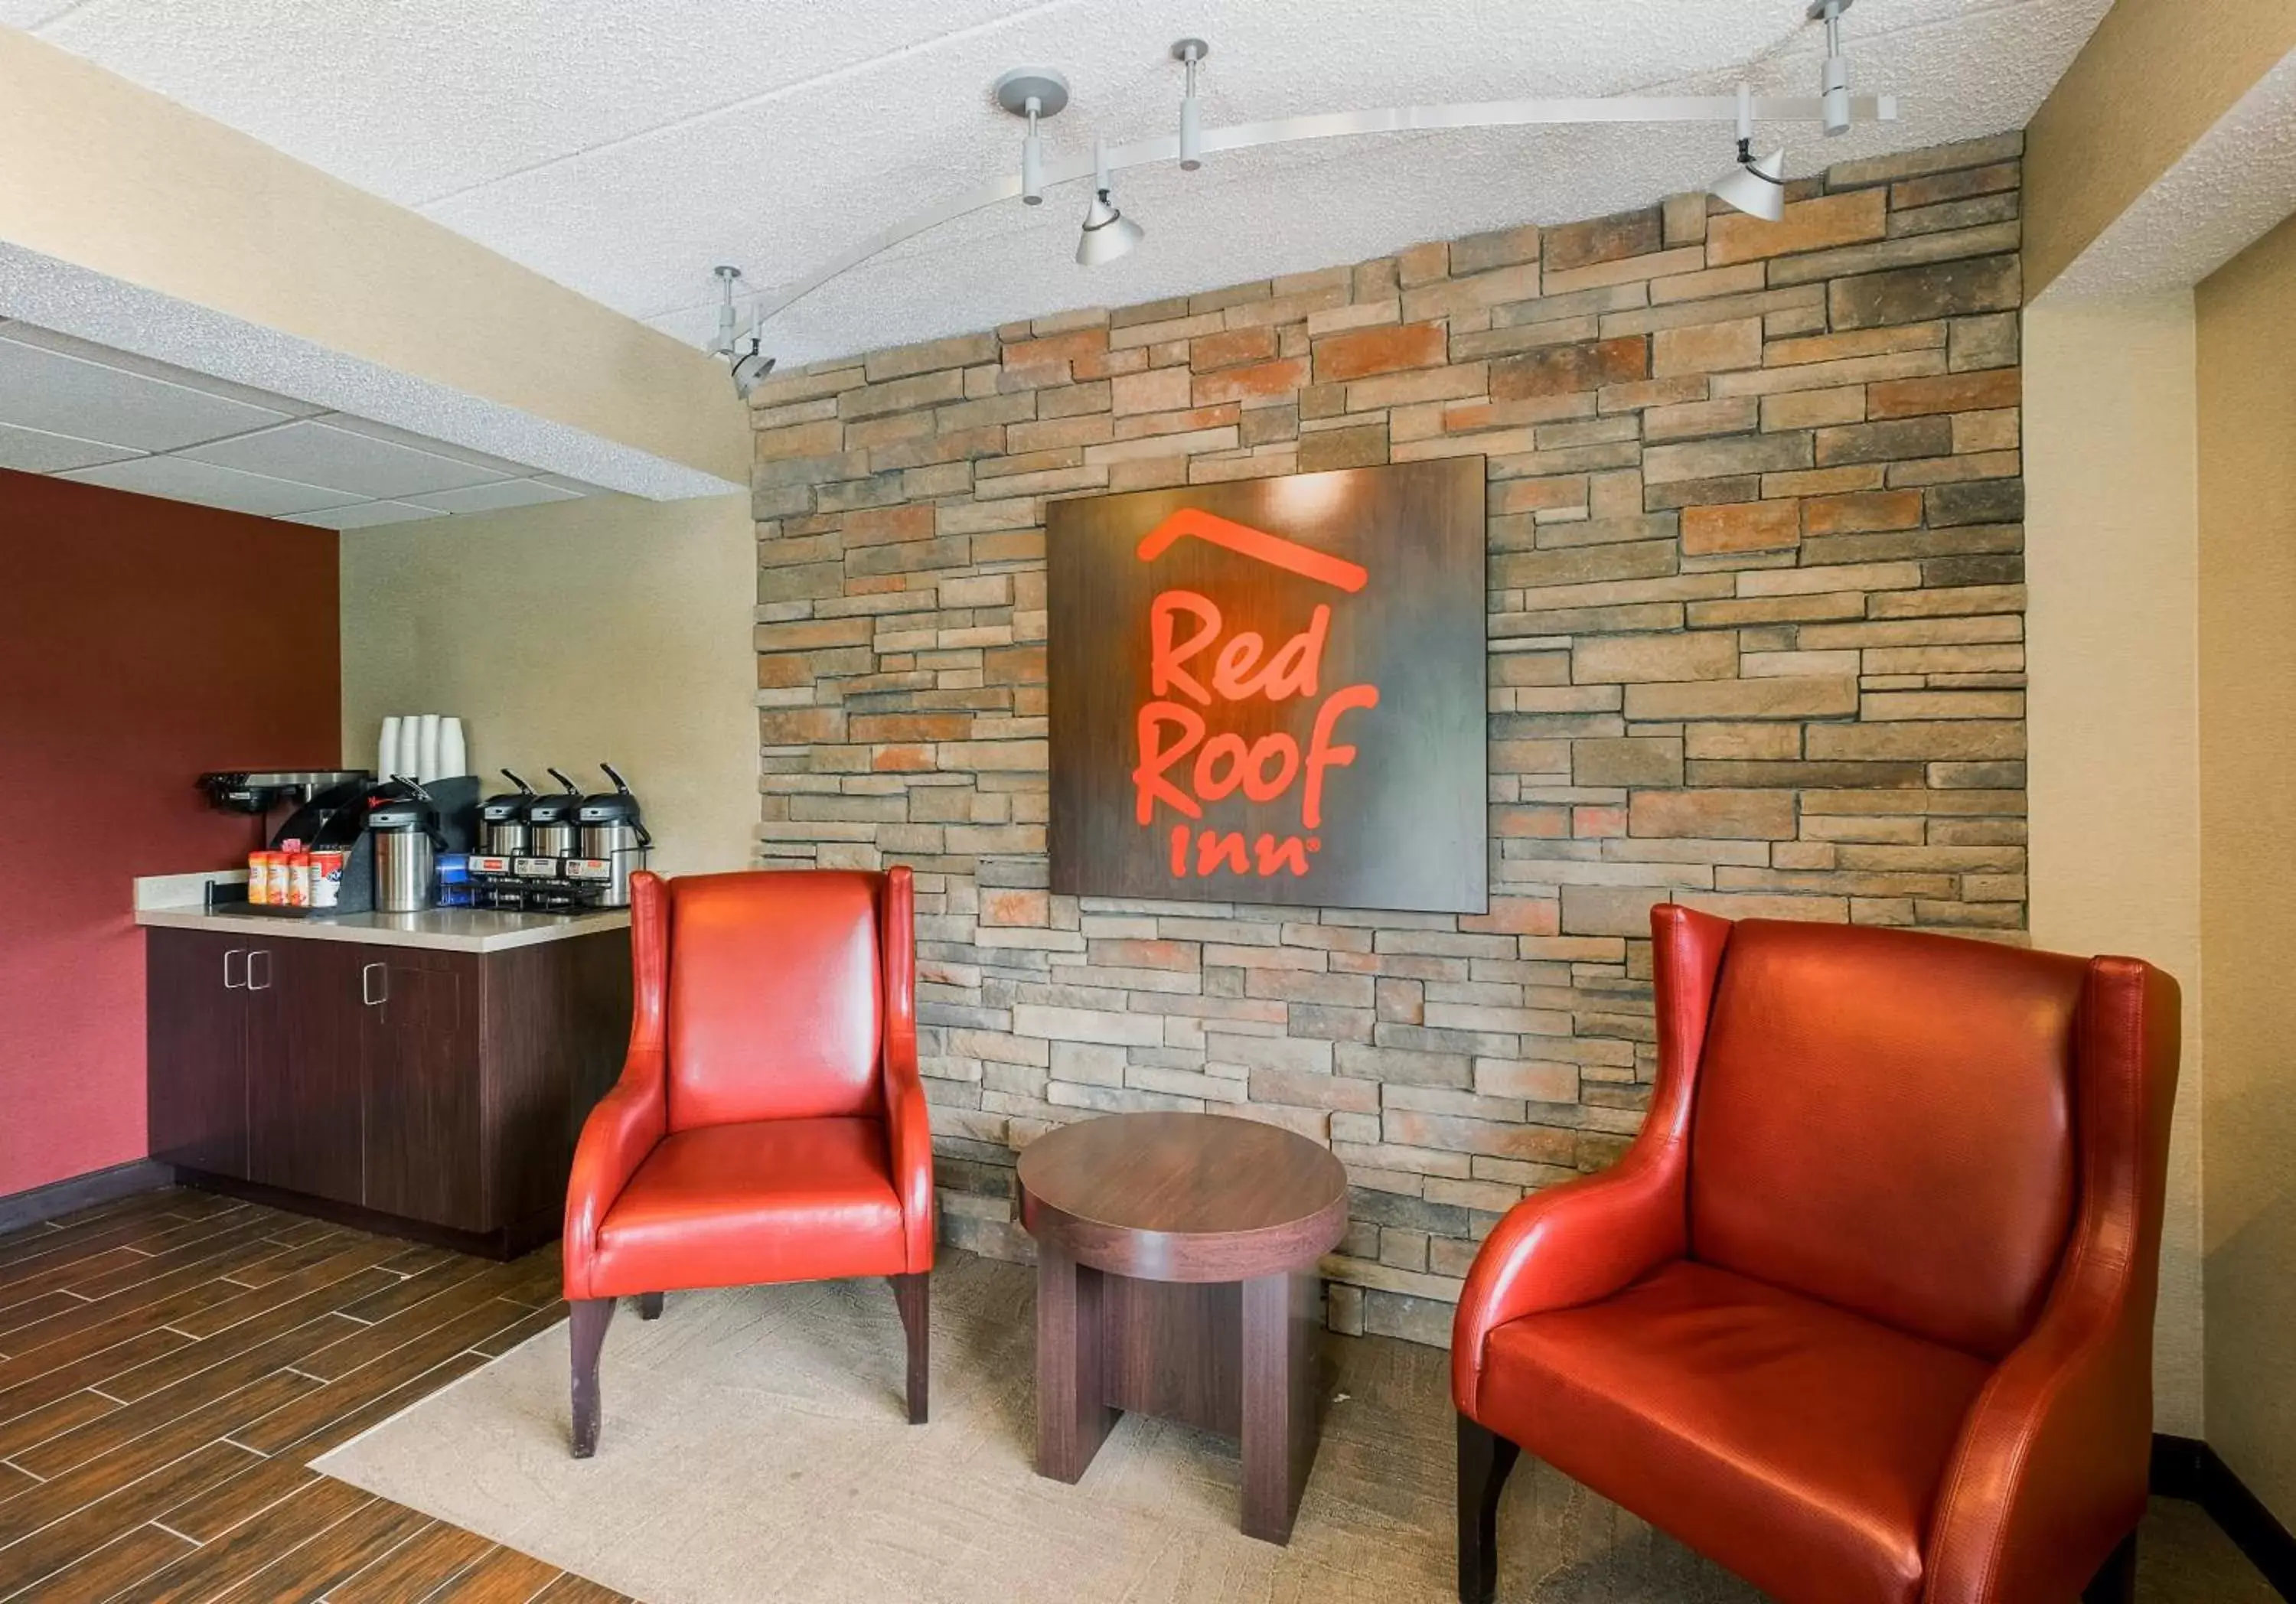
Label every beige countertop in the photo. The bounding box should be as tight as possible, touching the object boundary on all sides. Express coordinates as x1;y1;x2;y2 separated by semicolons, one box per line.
135;903;631;954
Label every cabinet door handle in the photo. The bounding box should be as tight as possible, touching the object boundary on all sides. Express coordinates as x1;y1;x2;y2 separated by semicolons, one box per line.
247;949;273;991
361;962;386;1007
223;947;246;989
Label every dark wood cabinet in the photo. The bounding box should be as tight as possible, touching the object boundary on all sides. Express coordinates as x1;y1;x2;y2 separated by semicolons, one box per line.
246;941;367;1208
360;950;484;1232
146;922;629;1257
145;930;251;1181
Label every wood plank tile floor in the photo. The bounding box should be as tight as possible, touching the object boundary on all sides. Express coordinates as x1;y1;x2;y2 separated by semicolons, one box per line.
1;1187;2276;1603
0;1186;625;1602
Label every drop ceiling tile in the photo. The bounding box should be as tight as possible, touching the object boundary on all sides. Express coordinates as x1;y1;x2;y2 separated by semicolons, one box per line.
60;455;353;517
0;321;325;416
533;473;608;495
184;417;510;498
286;500;450;529
321;412;540;477
0;334;295;451
406;478;585;513
0;421;142;474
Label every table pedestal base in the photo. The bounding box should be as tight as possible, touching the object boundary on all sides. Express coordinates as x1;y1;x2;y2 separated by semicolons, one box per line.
1035;1242;1321;1544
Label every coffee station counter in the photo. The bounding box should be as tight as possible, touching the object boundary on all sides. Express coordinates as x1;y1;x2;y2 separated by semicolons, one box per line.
139;866;632;1259
135;902;630;954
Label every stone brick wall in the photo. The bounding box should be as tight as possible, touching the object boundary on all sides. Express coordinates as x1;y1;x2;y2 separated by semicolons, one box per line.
748;133;2028;1345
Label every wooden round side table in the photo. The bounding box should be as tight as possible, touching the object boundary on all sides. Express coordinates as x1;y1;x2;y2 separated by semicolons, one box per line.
1017;1111;1350;1545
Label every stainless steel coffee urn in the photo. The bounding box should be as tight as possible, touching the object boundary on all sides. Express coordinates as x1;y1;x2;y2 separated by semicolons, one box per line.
523;769;582;859
575;763;651;908
368;781;440;913
478;770;535;856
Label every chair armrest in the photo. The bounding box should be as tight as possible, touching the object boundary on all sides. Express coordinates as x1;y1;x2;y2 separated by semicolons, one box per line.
1450;902;1732;1417
877;863;933;1273
1923;956;2180;1604
885;1042;935;1273
563;1047;667;1300
1923;1285;2154;1604
1450;1156;1685;1414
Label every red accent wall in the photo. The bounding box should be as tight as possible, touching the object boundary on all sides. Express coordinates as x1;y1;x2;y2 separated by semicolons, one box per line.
0;469;339;1198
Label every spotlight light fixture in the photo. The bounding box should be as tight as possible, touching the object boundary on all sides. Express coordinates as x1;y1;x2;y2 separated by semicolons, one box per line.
709;266;778;399
1173;37;1208;170
1813;0;1854;137
1709;83;1788;223
1075;136;1144;266
994;67;1071;206
706;15;1906;360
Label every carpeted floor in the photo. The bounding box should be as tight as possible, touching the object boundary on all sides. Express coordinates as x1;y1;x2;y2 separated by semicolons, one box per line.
312;1251;2275;1604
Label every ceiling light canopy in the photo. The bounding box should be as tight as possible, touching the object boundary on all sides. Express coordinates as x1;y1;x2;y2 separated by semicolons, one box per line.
1814;0;1854;137
994;67;1070;207
1174;38;1208;171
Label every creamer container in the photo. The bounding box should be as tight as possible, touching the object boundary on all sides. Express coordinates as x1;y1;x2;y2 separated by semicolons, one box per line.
309;849;347;910
264;853;292;907
285;853;312;908
247;853;270;905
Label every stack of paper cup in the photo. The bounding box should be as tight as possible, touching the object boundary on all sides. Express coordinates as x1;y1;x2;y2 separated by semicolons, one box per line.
377;716;402;781
377;715;472;782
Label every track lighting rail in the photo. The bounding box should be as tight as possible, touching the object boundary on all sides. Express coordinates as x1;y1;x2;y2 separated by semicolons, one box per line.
732;89;1895;347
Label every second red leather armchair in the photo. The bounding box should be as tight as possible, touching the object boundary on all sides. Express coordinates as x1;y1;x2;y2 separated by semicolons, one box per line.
562;866;934;1456
1453;907;2180;1604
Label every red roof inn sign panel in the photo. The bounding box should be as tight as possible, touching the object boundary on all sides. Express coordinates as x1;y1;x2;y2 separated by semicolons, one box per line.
1049;458;1489;915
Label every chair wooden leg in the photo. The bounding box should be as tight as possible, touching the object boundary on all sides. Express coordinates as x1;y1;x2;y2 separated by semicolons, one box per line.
889;1272;929;1425
1457;1412;1520;1604
2082;1531;2138;1604
638;1292;664;1321
569;1297;615;1459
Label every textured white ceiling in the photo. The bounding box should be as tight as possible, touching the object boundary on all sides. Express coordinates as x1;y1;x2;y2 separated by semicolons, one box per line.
2043;47;2296;300
0;318;608;527
9;0;2114;368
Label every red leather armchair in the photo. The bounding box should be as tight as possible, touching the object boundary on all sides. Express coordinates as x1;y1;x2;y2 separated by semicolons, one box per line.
563;866;934;1456
1453;908;2180;1604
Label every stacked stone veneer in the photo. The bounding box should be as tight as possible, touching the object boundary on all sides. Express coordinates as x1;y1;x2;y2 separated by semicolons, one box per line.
749;133;2029;1345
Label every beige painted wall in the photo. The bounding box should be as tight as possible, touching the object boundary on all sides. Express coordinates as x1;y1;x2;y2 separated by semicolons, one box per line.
2024;292;2203;1435
0;27;748;484
340;496;758;879
2196;213;2296;1525
2024;0;2296;295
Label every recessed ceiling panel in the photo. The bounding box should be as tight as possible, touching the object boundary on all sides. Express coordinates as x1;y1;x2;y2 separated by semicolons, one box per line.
0;321;327;417
285;499;452;529
407;478;585;513
0;333;295;452
60;454;355;517
183;418;512;498
0;420;141;474
36;0;1058;207
320;412;539;478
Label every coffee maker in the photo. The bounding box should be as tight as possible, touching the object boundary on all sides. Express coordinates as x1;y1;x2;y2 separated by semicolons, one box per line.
196;770;477;914
478;771;536;856
571;764;652;908
466;764;650;911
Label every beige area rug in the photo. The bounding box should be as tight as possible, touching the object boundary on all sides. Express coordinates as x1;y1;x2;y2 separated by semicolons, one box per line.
315;1251;1760;1603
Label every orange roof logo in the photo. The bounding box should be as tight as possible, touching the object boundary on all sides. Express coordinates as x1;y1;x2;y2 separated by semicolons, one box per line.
1134;508;1369;593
